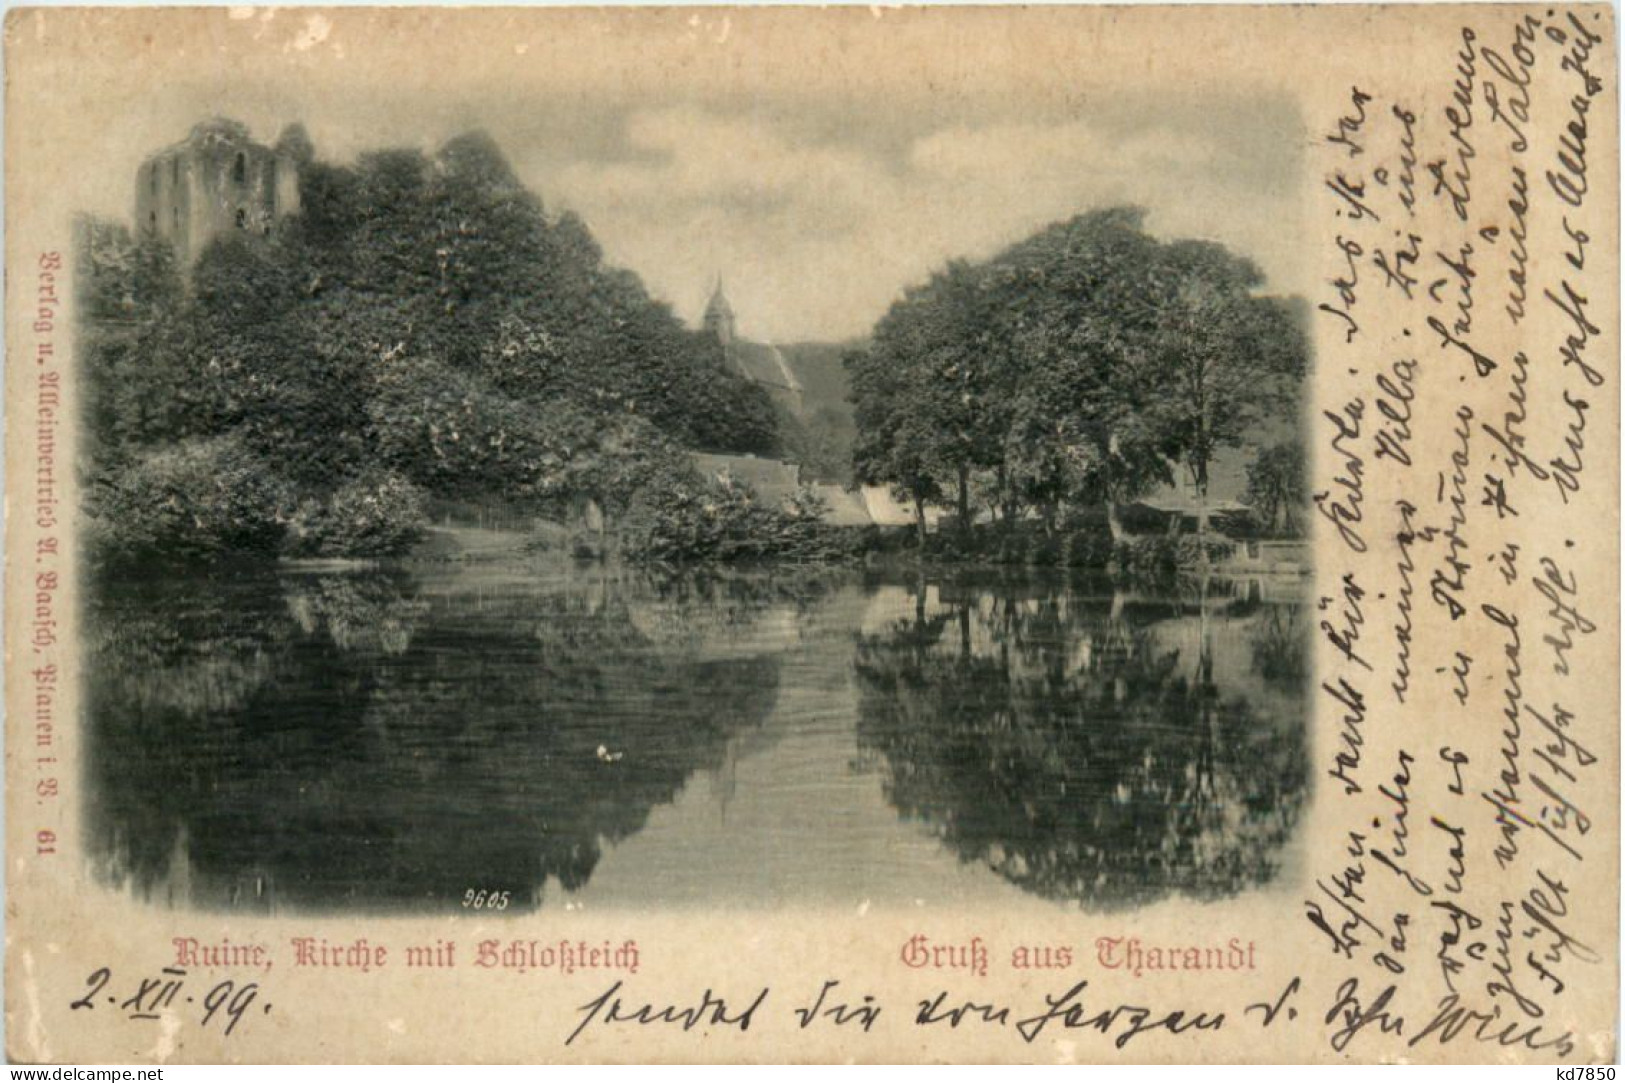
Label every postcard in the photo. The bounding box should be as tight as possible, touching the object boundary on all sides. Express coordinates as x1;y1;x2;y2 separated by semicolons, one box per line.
4;5;1617;1063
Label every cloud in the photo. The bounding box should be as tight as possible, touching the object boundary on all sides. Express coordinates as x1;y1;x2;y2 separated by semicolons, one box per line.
574;106;892;216
532;102;1304;343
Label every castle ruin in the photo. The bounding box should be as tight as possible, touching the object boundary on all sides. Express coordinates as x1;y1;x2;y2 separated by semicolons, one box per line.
135;118;302;265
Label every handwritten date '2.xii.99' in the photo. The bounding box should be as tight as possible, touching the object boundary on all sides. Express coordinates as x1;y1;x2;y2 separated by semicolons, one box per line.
69;966;271;1037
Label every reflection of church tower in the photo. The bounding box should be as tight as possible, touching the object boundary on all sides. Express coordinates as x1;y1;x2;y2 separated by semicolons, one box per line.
702;276;737;348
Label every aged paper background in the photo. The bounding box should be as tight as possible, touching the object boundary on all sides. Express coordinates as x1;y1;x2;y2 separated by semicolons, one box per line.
4;5;1619;1063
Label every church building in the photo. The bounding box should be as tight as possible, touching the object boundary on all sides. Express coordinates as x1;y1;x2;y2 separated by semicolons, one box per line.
701;278;805;417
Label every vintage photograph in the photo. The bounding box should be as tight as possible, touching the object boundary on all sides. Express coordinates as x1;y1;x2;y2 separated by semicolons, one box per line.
9;6;1615;1065
73;56;1310;916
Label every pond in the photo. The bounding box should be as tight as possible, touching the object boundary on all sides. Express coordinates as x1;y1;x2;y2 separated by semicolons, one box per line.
85;559;1310;915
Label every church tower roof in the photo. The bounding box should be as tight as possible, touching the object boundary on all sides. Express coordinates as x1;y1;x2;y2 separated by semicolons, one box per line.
702;274;737;347
696;272;804;416
703;276;735;323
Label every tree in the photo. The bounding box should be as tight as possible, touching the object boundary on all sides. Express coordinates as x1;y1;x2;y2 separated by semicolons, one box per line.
1141;244;1307;536
1245;441;1306;537
987;209;1177;539
847;345;944;545
865;260;1014;532
847;207;1308;551
192;232;372;487
88;434;293;560
780;404;855;485
77;219;188;474
849;209;1177;542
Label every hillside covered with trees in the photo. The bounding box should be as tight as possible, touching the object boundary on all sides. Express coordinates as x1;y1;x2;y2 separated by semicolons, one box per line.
79;129;789;562
774;342;861;486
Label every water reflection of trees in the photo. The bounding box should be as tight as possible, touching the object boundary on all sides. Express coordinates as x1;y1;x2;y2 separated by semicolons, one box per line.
1246;603;1307;687
627;567;843;649
852;584;1307;909
86;568;782;913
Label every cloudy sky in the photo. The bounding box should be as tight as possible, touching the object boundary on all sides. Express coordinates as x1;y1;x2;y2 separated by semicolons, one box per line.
75;9;1308;343
533;95;1307;342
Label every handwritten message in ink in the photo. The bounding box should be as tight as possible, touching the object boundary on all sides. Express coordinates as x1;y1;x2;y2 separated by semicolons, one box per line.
1304;6;1611;1059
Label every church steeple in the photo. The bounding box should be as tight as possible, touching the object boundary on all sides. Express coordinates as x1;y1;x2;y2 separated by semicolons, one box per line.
702;274;736;347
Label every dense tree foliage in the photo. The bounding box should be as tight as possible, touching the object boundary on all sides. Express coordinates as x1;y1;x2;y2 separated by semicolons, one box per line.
778;404;856;485
621;471;852;564
847;208;1307;543
79;132;782;560
1244;440;1307;538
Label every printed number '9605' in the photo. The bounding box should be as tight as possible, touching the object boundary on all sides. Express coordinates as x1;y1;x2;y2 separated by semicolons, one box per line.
462;889;511;910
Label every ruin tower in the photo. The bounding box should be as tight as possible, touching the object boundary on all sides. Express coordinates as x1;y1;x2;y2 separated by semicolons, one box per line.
134;118;302;266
